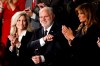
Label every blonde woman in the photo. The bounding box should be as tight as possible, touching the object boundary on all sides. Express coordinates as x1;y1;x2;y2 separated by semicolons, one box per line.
0;0;25;47
4;11;33;66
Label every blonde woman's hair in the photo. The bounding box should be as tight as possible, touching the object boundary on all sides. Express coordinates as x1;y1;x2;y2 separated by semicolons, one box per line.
10;11;33;35
75;3;97;35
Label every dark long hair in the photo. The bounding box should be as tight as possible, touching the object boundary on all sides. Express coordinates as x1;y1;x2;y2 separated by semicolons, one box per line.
75;3;97;35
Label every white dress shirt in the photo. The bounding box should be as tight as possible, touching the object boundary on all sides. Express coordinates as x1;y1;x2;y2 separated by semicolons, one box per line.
40;23;53;46
39;23;53;62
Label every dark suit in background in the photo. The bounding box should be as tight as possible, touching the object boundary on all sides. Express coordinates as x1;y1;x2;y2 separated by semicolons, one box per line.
25;0;41;29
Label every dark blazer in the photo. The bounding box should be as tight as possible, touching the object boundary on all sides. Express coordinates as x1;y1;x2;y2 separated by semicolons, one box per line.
70;24;100;65
27;22;70;66
4;31;33;66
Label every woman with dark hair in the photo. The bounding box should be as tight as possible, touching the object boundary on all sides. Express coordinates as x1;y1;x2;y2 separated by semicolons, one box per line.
62;3;100;65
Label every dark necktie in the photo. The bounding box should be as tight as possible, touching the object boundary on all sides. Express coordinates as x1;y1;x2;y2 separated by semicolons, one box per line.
44;30;47;36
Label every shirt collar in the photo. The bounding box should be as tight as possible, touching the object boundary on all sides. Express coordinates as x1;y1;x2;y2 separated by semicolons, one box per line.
20;30;27;36
18;30;27;42
44;22;53;34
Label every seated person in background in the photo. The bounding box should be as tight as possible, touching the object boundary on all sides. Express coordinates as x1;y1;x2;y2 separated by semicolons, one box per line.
24;0;42;29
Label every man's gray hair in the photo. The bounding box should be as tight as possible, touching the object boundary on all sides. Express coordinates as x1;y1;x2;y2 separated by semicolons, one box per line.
39;7;54;15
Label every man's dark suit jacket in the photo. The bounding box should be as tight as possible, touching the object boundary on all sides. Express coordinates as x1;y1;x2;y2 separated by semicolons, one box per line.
4;31;33;66
25;0;41;29
27;22;70;66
